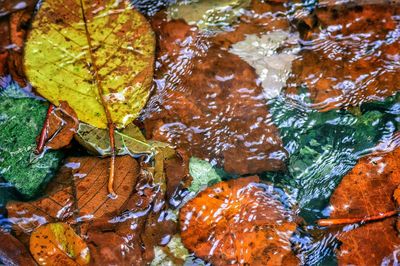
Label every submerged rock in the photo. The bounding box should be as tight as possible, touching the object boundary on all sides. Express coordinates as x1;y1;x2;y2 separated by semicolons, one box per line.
0;92;62;199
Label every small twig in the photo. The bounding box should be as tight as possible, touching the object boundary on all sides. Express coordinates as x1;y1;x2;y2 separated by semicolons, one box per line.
35;104;55;154
317;210;399;227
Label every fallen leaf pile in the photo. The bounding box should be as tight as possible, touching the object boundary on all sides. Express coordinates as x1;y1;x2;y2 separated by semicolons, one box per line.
321;139;400;265
180;177;299;265
286;2;400;111
7;151;190;265
7;156;140;241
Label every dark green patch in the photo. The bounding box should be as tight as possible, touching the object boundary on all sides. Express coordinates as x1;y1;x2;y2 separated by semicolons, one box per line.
0;87;63;199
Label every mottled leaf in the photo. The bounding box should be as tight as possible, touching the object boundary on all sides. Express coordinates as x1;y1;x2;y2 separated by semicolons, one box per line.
24;0;155;129
326;141;400;265
188;157;222;193
30;223;90;265
180;177;299;266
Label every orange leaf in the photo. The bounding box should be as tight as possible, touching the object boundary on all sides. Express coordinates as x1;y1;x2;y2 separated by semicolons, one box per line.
179;177;298;266
30;223;90;266
323;141;400;265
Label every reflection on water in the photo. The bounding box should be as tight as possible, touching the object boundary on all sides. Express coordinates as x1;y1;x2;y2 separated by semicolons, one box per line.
1;0;400;265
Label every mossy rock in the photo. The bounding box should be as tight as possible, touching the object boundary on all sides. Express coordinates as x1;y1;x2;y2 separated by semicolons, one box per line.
0;96;63;199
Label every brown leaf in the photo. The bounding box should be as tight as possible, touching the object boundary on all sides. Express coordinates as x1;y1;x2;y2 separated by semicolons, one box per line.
212;0;290;49
0;1;37;83
7;151;189;265
0;231;36;266
30;222;90;266
7;156;140;240
326;145;400;265
164;149;191;200
36;101;79;153
0;0;38;16
286;3;400;111
145;16;286;174
83;168;178;265
179;177;298;266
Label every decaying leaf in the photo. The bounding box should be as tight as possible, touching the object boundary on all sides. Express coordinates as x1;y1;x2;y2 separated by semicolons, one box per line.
7;156;140;239
145;15;286;174
323;143;400;265
179;177;299;266
167;0;251;31
151;235;189;266
0;0;37;84
36;101;79;154
75;122;169;157
83;150;190;265
0;231;36;266
30;222;90;265
211;0;291;49
188;157;222;193
24;0;155;129
0;92;63;199
285;3;400;111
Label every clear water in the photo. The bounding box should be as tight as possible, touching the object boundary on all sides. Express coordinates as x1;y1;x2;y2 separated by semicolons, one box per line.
1;0;400;265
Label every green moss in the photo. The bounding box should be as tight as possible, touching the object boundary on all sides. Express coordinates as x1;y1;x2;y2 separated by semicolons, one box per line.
0;95;63;199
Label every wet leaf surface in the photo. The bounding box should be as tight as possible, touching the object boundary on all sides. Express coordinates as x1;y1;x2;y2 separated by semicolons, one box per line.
179;177;299;266
0;0;37;84
30;222;90;266
144;14;286;174
75;123;165;157
24;0;155;129
37;101;79;152
167;0;251;31
0;231;36;266
286;3;400;111
7;156;140;238
326;140;400;265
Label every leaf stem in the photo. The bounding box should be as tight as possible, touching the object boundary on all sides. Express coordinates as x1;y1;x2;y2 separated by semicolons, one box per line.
107;123;117;198
79;0;117;198
35;104;55;154
317;210;398;227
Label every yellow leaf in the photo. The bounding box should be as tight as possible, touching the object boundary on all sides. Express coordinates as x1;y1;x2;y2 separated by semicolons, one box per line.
24;0;155;129
30;223;90;266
